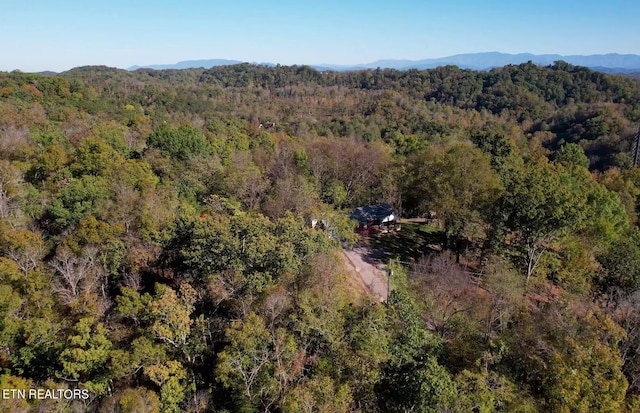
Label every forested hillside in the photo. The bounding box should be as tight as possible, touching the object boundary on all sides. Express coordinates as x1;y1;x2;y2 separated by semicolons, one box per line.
1;62;640;412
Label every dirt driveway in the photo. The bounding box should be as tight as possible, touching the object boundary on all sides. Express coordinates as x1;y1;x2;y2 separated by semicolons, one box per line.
341;244;388;302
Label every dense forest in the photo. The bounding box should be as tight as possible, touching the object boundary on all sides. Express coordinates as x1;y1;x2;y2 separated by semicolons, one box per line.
1;61;640;412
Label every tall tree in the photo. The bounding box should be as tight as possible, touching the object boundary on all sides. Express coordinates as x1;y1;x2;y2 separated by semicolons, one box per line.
403;143;503;259
494;159;588;282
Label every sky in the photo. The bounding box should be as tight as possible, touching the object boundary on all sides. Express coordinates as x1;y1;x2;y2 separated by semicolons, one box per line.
1;0;638;72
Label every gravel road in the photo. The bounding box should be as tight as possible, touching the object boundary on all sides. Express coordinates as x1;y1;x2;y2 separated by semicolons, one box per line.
341;246;388;302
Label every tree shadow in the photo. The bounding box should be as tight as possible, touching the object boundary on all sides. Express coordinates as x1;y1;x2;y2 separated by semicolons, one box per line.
361;222;445;264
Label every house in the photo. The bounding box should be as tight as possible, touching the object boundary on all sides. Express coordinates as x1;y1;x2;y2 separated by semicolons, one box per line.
350;204;398;234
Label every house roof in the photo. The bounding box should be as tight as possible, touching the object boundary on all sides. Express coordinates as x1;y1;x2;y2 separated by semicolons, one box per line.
350;204;395;223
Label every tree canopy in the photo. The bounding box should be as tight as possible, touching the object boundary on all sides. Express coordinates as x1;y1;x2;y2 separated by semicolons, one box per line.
0;61;639;411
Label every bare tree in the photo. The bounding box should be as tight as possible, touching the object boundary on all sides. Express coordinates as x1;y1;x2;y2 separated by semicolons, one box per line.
0;126;31;158
261;286;291;330
610;290;640;392
410;252;476;338
50;246;103;305
305;137;390;206
0;160;22;219
480;257;525;342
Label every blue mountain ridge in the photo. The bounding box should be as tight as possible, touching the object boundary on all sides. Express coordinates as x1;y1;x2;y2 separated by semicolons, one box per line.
129;52;640;73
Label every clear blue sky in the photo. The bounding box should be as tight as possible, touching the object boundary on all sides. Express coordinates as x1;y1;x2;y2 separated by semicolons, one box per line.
1;0;638;72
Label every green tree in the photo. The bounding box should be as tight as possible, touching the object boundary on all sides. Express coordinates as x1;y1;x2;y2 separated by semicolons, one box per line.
216;312;279;410
101;387;161;413
542;313;628;413
377;287;458;412
145;360;188;413
71;136;124;177
148;283;204;363
494;159;588;282
59;317;112;395
554;143;589;169
147;124;210;161
46;175;110;231
404;144;503;259
597;230;640;293
283;376;352;413
471;127;514;171
454;369;536;413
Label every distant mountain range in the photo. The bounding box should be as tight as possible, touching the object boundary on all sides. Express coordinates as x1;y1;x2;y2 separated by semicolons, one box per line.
128;52;640;74
128;59;243;71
